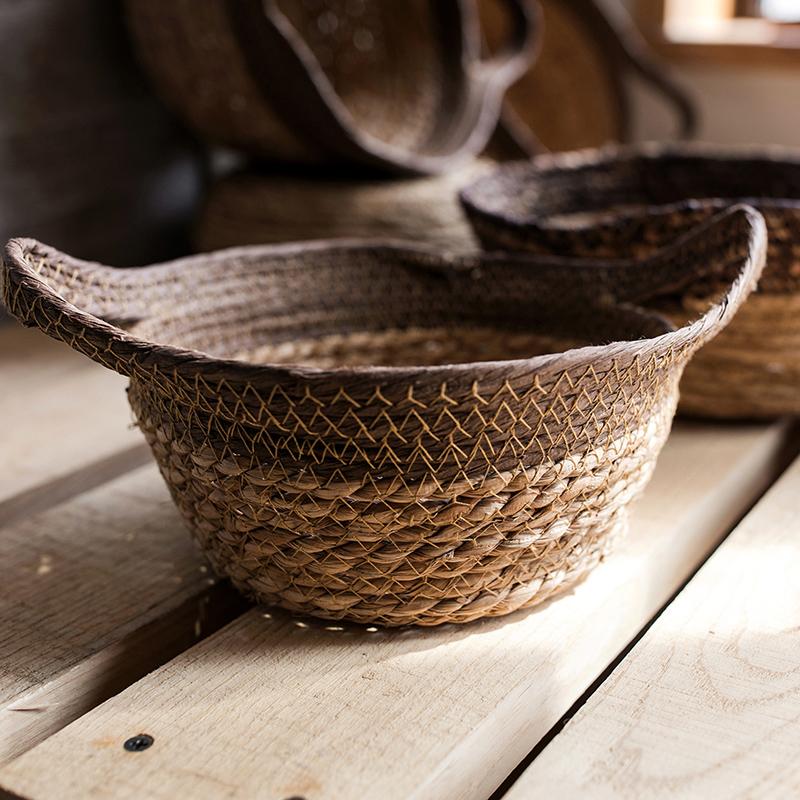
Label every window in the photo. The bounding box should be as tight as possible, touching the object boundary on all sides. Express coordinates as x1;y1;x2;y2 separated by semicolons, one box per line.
638;0;800;64
753;1;800;23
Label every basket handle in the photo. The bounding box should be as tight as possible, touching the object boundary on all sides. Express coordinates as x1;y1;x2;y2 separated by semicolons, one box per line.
1;240;198;377
499;0;697;156
225;0;537;175
472;0;540;82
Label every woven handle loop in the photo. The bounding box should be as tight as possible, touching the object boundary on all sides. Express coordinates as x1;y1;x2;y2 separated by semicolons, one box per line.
578;204;765;350
439;204;765;351
473;0;539;82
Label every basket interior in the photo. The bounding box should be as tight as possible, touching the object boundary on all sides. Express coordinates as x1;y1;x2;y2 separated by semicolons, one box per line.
504;153;800;220
121;249;672;370
470;152;800;293
275;0;444;152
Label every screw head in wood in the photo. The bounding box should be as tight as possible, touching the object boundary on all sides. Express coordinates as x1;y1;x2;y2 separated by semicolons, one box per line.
123;733;154;752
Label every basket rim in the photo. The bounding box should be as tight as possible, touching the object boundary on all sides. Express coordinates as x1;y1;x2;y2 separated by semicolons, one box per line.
3;210;766;387
460;141;800;230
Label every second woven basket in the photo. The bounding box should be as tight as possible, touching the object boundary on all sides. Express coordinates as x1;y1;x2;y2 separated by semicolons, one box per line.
3;206;765;625
462;144;800;418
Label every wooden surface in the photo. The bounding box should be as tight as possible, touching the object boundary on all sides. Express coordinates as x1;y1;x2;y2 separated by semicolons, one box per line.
0;326;147;517
0;465;245;765
0;418;789;800
506;454;800;800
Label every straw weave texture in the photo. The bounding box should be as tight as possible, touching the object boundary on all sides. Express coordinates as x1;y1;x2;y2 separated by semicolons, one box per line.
2;209;764;624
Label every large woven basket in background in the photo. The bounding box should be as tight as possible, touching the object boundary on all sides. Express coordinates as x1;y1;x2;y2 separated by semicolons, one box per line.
478;0;696;153
196;161;492;253
125;0;534;174
461;144;800;418
2;207;764;625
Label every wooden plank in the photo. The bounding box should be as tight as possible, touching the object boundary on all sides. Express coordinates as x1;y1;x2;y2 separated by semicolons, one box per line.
504;455;800;799
0;326;147;516
0;421;791;800
0;464;246;765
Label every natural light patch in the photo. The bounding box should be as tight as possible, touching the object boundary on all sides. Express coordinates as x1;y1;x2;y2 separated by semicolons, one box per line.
761;0;800;22
663;0;799;44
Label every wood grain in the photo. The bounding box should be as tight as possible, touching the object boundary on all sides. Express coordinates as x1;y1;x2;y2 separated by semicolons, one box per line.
0;326;146;512
505;453;800;799
0;465;245;765
0;421;789;800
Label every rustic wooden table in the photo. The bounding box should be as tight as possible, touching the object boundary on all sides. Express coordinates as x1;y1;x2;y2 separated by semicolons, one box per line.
2;326;799;800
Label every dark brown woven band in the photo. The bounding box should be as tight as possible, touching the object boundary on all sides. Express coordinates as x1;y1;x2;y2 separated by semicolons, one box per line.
226;0;537;174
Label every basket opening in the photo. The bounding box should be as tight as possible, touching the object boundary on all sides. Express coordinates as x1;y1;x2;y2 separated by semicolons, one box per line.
471;152;799;294
119;249;671;369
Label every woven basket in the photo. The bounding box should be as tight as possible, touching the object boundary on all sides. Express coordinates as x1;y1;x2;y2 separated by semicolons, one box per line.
125;0;534;174
479;0;696;153
3;206;764;625
461;143;800;418
196;161;492;253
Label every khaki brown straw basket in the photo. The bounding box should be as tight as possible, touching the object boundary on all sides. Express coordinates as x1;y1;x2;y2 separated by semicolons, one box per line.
196;162;492;253
125;0;534;174
3;206;765;625
461;144;800;418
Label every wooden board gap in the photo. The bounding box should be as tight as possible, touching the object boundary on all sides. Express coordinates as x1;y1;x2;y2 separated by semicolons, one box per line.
492;418;800;800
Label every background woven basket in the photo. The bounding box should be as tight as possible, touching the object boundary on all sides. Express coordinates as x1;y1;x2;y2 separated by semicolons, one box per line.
478;0;696;153
2;207;765;625
461;144;800;418
196;161;492;253
125;0;534;174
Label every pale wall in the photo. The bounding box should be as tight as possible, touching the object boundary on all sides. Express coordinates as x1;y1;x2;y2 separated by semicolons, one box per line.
619;0;800;146
634;62;800;146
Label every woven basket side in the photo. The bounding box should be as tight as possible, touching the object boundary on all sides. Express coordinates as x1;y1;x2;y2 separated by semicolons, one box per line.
461;145;800;293
125;0;314;162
